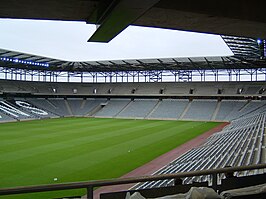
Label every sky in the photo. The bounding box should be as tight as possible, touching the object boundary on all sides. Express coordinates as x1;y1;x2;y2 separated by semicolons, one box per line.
0;19;233;61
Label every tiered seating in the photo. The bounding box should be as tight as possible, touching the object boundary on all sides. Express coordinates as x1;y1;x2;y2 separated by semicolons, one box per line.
234;101;266;119
117;99;158;118
136;112;266;189
148;99;189;119
215;100;247;121
217;100;266;121
26;98;60;117
0;101;27;120
28;98;107;117
183;100;217;120
80;99;107;115
0;99;54;120
47;99;71;116
0;112;16;122
95;99;130;117
67;98;84;116
27;98;68;117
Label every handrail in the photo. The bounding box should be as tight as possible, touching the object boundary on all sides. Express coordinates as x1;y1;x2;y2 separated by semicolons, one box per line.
0;163;265;198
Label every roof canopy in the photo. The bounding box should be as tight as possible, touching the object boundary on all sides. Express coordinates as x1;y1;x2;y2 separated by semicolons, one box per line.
0;51;265;72
0;35;265;72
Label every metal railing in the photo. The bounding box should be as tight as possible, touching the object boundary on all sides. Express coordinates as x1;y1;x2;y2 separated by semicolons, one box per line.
0;163;265;199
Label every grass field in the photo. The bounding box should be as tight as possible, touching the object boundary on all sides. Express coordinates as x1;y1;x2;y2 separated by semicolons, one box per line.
0;118;221;199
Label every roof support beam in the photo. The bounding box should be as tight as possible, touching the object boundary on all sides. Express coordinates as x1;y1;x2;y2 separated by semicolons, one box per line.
87;0;160;42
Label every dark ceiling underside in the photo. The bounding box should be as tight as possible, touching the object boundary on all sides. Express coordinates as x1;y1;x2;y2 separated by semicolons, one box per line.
0;0;266;42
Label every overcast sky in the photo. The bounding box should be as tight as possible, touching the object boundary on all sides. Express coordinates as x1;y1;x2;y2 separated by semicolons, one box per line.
0;19;233;61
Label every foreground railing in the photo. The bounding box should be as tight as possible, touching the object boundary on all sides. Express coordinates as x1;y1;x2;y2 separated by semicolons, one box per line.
0;163;265;199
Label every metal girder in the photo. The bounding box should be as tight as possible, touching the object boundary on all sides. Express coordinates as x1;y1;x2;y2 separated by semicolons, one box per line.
222;35;262;59
87;0;160;42
0;47;266;72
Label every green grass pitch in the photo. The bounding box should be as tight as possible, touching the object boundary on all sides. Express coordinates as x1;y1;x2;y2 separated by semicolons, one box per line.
0;118;221;199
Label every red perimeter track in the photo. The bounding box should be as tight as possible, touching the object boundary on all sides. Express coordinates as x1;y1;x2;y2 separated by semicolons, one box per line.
88;122;229;199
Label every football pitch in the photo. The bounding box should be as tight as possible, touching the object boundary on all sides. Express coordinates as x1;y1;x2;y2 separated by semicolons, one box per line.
0;118;221;199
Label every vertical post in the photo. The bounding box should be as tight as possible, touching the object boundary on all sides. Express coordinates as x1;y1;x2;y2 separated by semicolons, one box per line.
24;70;26;81
5;69;7;79
87;186;93;199
212;173;218;192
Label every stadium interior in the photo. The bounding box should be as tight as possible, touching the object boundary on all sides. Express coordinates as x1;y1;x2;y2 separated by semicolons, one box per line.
0;1;266;199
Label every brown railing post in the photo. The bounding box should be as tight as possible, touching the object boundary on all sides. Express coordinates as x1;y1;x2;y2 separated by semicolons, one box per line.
86;186;93;199
212;173;218;191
